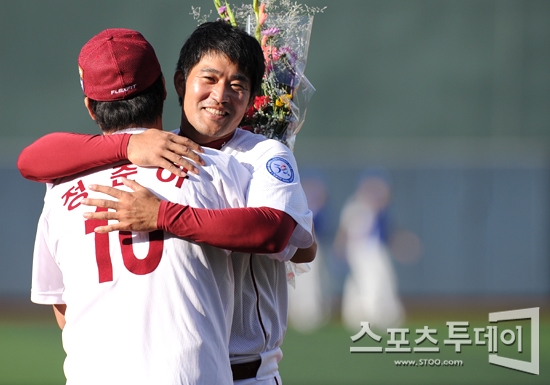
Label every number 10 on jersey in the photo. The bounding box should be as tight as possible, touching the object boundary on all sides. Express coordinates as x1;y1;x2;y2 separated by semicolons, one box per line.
85;207;164;283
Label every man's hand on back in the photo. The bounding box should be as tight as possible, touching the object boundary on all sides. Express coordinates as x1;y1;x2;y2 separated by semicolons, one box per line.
82;178;161;233
128;129;205;177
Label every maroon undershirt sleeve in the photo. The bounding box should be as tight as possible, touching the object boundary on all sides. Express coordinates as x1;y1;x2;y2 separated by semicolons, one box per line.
17;132;130;183
158;201;297;254
18;131;296;253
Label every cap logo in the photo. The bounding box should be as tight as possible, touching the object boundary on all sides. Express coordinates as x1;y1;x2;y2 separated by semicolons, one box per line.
111;84;137;95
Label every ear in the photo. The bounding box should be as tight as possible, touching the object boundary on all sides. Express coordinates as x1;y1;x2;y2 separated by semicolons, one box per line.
174;70;185;99
84;97;96;120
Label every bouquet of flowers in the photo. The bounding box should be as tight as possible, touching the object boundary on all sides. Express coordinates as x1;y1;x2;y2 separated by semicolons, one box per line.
192;0;325;151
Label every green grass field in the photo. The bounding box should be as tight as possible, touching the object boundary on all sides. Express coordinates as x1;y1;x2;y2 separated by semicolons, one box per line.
0;301;547;384
280;319;549;385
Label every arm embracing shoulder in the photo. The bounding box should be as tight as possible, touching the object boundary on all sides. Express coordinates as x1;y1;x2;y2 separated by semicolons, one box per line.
18;132;130;182
158;202;296;254
156;149;297;254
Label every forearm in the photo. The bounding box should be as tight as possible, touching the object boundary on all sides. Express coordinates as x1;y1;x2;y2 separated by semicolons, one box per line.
290;245;315;263
158;202;296;253
52;304;67;330
290;230;317;263
17;132;130;182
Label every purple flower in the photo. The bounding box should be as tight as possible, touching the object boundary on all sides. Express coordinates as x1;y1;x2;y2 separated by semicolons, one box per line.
261;27;280;37
279;46;291;55
218;6;227;14
279;46;297;62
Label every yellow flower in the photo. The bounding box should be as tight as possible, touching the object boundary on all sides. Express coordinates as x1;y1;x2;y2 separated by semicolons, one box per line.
276;94;292;108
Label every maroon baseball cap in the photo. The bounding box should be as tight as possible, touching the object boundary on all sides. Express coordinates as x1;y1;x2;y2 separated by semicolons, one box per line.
78;29;161;101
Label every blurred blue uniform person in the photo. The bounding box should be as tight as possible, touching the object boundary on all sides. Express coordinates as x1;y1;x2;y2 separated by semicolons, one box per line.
334;176;404;331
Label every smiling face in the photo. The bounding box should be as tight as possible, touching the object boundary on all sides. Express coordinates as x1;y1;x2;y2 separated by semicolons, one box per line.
175;53;253;144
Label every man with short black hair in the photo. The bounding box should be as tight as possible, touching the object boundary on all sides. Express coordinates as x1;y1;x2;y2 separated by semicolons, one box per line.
30;28;251;384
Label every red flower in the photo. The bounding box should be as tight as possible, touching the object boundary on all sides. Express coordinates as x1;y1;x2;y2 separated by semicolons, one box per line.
244;96;270;120
244;104;255;119
254;95;270;110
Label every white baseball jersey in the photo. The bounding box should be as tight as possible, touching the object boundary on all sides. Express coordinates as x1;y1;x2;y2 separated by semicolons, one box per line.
31;129;251;385
221;129;313;382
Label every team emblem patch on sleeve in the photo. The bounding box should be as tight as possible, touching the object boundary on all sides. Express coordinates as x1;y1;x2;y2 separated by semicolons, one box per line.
266;157;294;183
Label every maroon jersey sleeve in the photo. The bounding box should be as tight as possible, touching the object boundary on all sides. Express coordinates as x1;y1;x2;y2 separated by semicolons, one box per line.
18;132;131;183
158;201;296;253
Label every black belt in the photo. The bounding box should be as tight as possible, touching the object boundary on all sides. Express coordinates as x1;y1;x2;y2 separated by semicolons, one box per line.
231;359;261;381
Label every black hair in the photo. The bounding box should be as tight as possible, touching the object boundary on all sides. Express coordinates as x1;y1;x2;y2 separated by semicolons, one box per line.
88;74;165;133
176;21;265;105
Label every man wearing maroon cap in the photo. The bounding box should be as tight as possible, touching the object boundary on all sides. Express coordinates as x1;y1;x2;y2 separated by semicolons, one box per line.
29;28;253;384
78;29;162;102
20;22;316;384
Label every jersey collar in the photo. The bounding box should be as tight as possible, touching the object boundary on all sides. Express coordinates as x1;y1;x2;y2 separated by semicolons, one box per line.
176;130;236;150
